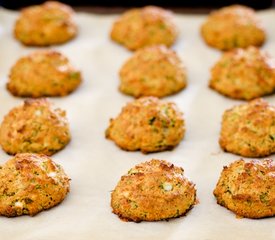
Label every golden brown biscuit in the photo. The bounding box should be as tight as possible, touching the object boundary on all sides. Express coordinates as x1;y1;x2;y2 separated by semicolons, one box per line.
214;159;275;219
201;5;265;51
111;159;197;222
105;97;185;153
0;153;70;217
119;45;187;98
219;98;275;157
0;98;71;156
209;47;275;100
14;1;77;46
110;6;178;51
7;50;82;98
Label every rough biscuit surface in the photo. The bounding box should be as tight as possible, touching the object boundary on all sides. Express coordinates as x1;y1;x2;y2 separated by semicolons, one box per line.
119;45;187;98
111;159;196;222
110;6;178;50
214;159;275;218
219;98;275;157
209;47;275;100
14;1;77;46
0;153;70;217
201;5;265;51
105;97;185;153
7;50;82;97
0;98;71;156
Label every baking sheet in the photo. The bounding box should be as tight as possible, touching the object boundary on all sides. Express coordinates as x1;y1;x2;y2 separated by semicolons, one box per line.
0;7;274;240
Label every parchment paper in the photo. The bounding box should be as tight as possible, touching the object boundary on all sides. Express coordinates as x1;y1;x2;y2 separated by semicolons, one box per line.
0;7;274;240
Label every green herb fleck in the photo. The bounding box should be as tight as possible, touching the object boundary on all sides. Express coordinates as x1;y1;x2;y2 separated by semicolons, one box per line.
260;192;269;204
148;117;156;125
24;198;33;204
70;72;80;79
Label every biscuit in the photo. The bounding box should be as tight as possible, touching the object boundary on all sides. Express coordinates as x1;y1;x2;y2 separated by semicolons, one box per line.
201;5;265;51
111;159;196;222
7;50;82;97
0;153;70;217
214;159;275;218
119;45;187;98
105;97;185;153
0;98;71;156
110;6;178;50
219;98;275;157
14;1;77;46
209;47;275;100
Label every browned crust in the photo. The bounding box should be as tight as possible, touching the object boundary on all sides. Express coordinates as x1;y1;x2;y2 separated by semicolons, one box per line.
111;159;197;222
0;153;70;217
119;45;187;98
14;1;77;46
201;5;266;51
7;50;82;97
110;6;178;50
105;97;185;153
214;159;275;218
209;47;275;100
219;98;275;157
0;98;71;156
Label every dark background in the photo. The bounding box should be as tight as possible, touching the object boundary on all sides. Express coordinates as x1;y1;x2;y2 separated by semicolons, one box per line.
0;0;274;10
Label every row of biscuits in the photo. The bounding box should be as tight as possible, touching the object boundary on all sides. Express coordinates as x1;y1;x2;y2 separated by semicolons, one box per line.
7;3;275;101
0;1;274;222
107;4;273;222
0;1;78;217
1;97;274;158
5;45;275;101
6;2;275;102
0;95;274;157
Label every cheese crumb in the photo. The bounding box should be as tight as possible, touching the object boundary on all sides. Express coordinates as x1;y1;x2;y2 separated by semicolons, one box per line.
163;182;173;191
15;201;23;208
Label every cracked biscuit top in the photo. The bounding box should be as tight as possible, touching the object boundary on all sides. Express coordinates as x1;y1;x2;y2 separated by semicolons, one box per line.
0;153;70;217
214;159;275;218
14;1;77;46
0;98;71;156
209;47;275;100
201;5;265;51
111;159;197;222
110;6;178;50
219;98;275;157
105;97;185;153
7;50;82;98
119;45;187;98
